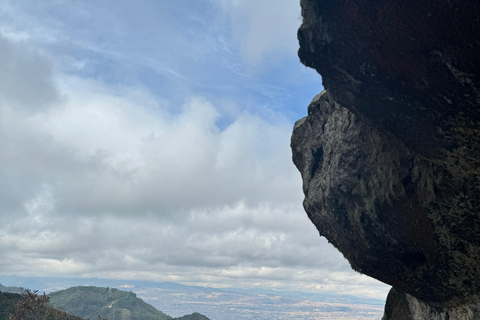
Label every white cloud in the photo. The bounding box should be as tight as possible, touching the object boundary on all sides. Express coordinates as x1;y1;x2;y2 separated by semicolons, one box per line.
21;75;300;216
0;33;59;112
0;202;389;299
216;0;301;66
0;69;317;275
0;5;390;300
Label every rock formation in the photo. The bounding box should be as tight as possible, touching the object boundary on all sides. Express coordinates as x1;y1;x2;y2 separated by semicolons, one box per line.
291;0;480;318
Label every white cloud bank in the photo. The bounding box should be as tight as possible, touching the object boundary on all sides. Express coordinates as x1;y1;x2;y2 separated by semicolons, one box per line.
0;1;390;301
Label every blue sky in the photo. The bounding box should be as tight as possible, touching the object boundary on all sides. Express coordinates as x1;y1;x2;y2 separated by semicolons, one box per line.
0;0;389;300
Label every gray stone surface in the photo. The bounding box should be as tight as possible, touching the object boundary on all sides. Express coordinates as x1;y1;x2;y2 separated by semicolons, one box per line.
382;288;480;320
292;0;480;317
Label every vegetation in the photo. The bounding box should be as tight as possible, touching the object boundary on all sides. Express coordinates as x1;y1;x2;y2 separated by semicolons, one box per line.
0;291;21;320
48;287;171;320
1;289;84;320
1;285;209;320
172;313;210;320
8;289;52;320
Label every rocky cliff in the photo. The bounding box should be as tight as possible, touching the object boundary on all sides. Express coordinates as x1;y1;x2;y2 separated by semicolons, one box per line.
291;0;480;318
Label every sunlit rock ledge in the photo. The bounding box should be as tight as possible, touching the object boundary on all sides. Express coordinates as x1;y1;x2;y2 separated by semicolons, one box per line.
291;0;480;319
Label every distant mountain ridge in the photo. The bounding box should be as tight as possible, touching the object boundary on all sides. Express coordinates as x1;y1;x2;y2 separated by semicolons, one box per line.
0;275;385;306
0;284;23;294
170;314;209;320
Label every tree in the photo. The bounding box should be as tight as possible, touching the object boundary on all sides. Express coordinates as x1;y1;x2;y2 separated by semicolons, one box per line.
8;288;107;320
8;289;53;320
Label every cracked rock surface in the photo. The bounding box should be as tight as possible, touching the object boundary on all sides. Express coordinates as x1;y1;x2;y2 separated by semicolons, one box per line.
291;0;480;318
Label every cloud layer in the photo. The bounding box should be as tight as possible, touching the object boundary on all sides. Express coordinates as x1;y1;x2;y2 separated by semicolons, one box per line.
0;1;390;301
216;0;302;65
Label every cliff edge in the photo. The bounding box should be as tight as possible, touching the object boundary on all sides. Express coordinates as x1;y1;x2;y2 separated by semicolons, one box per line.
291;0;480;318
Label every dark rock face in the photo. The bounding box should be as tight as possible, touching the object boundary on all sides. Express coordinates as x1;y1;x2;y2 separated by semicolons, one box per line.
382;288;480;320
292;0;480;317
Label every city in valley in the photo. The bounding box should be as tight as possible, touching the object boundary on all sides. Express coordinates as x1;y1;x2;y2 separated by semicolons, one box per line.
137;284;384;320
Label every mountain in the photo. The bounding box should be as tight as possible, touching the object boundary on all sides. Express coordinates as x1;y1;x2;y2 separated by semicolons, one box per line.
0;284;23;294
293;0;480;318
49;286;172;320
172;313;209;320
48;286;210;320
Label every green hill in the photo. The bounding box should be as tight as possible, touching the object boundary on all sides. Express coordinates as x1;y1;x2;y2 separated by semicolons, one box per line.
173;313;210;320
49;286;172;320
0;291;21;320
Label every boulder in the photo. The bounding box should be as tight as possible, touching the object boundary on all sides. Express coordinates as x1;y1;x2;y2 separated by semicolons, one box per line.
291;0;480;317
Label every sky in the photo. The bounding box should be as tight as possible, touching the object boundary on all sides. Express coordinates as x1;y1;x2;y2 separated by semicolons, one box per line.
0;0;390;300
